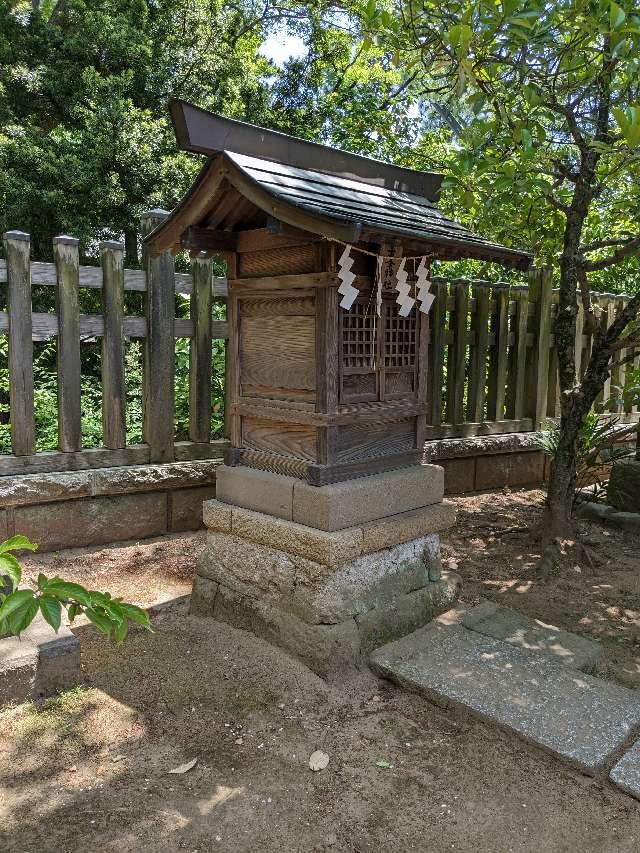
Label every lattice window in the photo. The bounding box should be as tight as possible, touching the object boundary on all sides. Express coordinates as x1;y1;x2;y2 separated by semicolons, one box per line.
383;301;417;369
341;299;377;370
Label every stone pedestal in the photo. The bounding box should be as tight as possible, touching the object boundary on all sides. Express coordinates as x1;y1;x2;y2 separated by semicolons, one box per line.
191;464;460;675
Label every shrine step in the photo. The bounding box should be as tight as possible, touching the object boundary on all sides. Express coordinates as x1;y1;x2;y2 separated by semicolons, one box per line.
436;601;604;672
370;621;640;774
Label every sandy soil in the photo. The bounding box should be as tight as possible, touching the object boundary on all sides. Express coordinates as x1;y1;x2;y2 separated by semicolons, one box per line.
1;489;640;852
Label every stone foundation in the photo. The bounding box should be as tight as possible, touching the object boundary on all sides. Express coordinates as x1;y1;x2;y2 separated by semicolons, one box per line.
607;458;640;513
191;464;460;674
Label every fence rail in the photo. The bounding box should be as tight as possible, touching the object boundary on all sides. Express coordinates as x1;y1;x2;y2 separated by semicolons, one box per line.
1;227;638;478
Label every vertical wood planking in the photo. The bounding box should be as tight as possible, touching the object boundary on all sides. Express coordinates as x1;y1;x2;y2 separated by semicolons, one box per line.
512;288;529;420
3;230;35;455
100;241;126;449
529;266;553;428
610;296;626;415
54;235;81;452
452;279;469;424
487;286;509;421
141;210;175;462
595;297;615;413
416;286;430;452
467;282;489;422
427;279;446;427
189;254;213;443
444;281;457;424
546;294;561;418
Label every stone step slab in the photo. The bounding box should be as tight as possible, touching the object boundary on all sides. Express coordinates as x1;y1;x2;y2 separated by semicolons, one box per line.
439;601;604;672
610;740;640;799
370;622;640;773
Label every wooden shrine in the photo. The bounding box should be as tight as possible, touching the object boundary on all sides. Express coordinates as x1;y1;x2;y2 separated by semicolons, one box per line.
145;101;531;673
146;100;531;487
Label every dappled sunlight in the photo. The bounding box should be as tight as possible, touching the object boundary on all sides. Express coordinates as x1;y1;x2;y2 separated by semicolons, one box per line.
197;784;245;815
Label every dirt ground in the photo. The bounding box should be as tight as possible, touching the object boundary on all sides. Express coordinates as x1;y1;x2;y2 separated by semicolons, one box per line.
2;488;640;852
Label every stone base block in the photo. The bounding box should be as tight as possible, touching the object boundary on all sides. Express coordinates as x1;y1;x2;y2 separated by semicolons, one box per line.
191;528;461;675
215;463;445;531
607;458;640;513
202;498;456;569
0;614;81;706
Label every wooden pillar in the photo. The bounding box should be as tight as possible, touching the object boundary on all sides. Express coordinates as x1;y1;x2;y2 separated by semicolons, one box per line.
3;230;34;456
141;209;175;463
527;266;553;429
100;240;126;449
189;253;213;443
53;235;81;452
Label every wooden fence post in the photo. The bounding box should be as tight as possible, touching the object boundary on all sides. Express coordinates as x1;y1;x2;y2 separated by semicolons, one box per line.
53;235;82;452
487;285;509;422
141;210;175;463
189;253;213;443
100;240;126;449
427;278;446;427
3;230;34;456
452;279;469;425
527;266;553;429
467;282;489;423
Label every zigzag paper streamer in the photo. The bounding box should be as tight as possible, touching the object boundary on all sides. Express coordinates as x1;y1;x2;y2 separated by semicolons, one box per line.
395;258;415;317
337;244;358;309
416;256;435;314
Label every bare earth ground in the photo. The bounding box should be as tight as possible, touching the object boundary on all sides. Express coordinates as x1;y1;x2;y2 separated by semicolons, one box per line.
1;489;640;852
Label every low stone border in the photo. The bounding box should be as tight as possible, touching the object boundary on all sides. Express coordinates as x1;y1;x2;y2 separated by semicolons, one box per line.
0;460;222;552
576;500;640;533
0;613;81;707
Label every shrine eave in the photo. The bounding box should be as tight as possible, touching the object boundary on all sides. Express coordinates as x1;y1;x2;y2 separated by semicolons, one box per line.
145;101;532;271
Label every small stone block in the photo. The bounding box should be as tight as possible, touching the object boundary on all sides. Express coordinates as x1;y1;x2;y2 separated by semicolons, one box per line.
170;485;217;532
460;601;604;672
230;505;363;568
610;739;640;800
0;510;8;541
371;623;640;773
292;464;445;532
360;501;456;554
0;637;38;706
475;451;545;491
215;465;294;520
607;458;640;513
202;499;233;533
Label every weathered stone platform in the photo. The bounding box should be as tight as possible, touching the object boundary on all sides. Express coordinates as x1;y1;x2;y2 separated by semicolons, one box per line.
607;457;640;513
371;616;640;773
0;613;81;706
191;463;459;674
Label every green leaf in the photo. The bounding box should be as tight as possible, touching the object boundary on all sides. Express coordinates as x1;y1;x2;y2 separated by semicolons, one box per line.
41;580;91;606
610;1;626;29
39;595;62;632
0;589;38;636
67;602;82;623
37;573;49;590
119;602;151;628
114;618;128;645
0;535;38;555
0;554;22;589
84;607;113;636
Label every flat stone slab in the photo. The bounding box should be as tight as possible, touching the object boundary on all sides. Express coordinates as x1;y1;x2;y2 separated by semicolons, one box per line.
370;622;640;773
610;739;640;799
453;601;604;672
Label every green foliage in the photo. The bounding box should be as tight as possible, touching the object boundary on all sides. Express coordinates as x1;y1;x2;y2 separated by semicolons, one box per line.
0;535;150;641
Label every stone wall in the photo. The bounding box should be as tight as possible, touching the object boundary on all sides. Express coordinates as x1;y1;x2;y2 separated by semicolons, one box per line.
0;434;549;553
426;432;547;494
0;460;220;552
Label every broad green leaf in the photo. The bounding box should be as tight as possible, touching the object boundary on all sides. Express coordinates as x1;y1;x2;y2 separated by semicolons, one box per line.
119;602;151;628
41;580;91;606
0;554;22;589
0;536;38;555
39;595;62;631
114;618;128;645
0;590;38;636
67;602;82;623
84;607;113;636
0;589;35;621
610;1;626;29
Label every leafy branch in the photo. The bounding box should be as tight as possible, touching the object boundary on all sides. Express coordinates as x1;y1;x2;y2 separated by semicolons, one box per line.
0;536;150;642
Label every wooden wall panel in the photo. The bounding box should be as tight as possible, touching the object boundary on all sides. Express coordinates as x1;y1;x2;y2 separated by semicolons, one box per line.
239;315;316;392
335;417;416;463
242;417;317;461
238;244;316;278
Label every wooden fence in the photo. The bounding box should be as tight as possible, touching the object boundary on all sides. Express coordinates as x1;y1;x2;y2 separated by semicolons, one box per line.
1;223;638;478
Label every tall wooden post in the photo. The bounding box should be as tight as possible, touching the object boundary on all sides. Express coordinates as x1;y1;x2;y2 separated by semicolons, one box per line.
3;230;34;456
141;209;175;463
189;253;213;443
53;235;81;452
527;266;553;429
100;240;126;449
